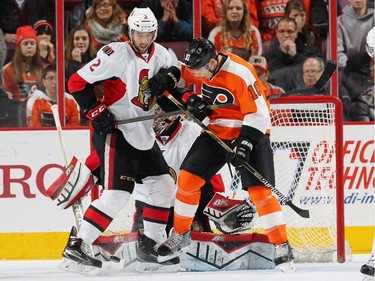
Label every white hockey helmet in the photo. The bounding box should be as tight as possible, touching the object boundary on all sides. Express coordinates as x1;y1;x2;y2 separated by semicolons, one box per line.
128;7;158;41
366;27;375;58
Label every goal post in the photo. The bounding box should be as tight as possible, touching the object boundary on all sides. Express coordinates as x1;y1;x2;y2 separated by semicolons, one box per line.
268;95;346;263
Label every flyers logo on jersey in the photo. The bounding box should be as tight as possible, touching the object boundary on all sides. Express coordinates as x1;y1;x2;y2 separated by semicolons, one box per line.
202;83;235;104
131;69;155;111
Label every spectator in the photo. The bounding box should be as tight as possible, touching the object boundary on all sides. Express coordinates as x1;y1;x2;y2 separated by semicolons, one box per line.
64;25;97;125
65;26;96;85
208;0;262;56
226;46;251;60
66;0;93;36
0;0;30;64
27;0;55;29
201;0;258;38
249;55;285;98
296;56;327;93
285;0;315;47
0;86;24;127
255;0;310;41
33;20;55;64
85;0;128;52
340;27;374;121
310;0;345;44
26;64;80;127
337;0;374;68
2;25;44;101
140;0;193;42
263;17;320;91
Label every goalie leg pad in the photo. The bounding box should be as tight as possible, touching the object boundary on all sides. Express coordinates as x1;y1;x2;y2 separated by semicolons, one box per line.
46;155;94;209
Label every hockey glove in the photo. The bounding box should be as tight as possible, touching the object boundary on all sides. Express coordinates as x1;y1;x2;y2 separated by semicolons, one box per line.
187;94;212;121
226;136;253;167
148;66;181;97
85;101;115;135
237;203;257;228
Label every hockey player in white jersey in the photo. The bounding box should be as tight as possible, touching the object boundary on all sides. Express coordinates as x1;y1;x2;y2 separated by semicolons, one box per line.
61;7;182;273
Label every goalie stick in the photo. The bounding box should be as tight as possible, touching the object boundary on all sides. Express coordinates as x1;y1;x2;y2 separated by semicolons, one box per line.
269;60;337;99
115;103;237;125
51;105;84;229
164;93;310;218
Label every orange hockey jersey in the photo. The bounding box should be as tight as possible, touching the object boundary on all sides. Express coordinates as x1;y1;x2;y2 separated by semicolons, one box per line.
181;53;271;141
26;90;80;127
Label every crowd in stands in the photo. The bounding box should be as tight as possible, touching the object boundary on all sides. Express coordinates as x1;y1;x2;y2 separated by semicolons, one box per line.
0;0;373;127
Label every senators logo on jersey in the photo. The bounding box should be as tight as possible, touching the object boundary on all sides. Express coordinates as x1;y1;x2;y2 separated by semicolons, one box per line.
131;69;156;111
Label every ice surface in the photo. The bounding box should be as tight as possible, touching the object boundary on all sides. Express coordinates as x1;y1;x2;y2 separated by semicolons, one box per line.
0;254;370;281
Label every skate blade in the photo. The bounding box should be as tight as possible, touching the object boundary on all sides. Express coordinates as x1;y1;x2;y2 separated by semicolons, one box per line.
60;258;124;275
59;258;102;275
157;246;188;263
136;261;181;273
277;261;296;273
362;275;375;281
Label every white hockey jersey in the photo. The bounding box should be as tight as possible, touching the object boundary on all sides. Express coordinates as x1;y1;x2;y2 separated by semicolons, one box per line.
71;41;173;150
133;118;202;204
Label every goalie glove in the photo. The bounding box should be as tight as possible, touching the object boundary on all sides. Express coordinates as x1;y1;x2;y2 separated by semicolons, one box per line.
204;193;257;234
46;156;95;209
85;101;115;135
148;66;181;97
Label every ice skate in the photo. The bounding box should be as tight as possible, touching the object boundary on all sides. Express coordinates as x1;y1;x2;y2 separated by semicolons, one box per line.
274;241;295;273
157;229;191;263
60;226;102;274
136;233;180;273
361;254;374;280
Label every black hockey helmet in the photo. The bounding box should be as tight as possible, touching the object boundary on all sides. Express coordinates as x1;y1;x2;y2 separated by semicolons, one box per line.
183;37;217;69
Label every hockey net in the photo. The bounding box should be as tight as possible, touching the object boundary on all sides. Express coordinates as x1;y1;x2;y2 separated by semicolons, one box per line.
265;96;347;262
92;95;348;263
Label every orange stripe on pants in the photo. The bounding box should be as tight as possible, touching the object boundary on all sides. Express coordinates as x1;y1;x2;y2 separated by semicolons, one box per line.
174;170;205;234
248;186;287;244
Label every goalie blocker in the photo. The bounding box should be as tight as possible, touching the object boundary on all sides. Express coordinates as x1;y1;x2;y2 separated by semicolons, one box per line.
46;155;95;209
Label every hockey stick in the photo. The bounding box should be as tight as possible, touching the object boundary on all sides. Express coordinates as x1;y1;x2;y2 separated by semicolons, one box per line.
164;93;310;218
51;105;84;229
269;60;337;99
115;103;237;125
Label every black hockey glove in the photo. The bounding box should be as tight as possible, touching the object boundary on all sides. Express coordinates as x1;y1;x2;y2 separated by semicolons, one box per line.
85;101;115;135
148;66;181;97
226;136;253;167
187;94;212;121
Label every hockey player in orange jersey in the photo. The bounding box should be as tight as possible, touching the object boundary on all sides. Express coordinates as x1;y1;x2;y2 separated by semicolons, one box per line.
148;37;295;272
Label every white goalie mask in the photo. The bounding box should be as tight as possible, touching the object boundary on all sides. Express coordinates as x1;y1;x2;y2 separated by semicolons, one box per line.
128;7;158;42
366;27;375;58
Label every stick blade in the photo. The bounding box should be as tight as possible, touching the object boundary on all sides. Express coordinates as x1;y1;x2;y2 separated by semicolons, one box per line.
312;60;337;92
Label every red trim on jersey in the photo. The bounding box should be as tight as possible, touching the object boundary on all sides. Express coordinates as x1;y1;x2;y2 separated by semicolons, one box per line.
165;121;182;144
67;72;88;93
129;42;156;62
102;78;127;106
